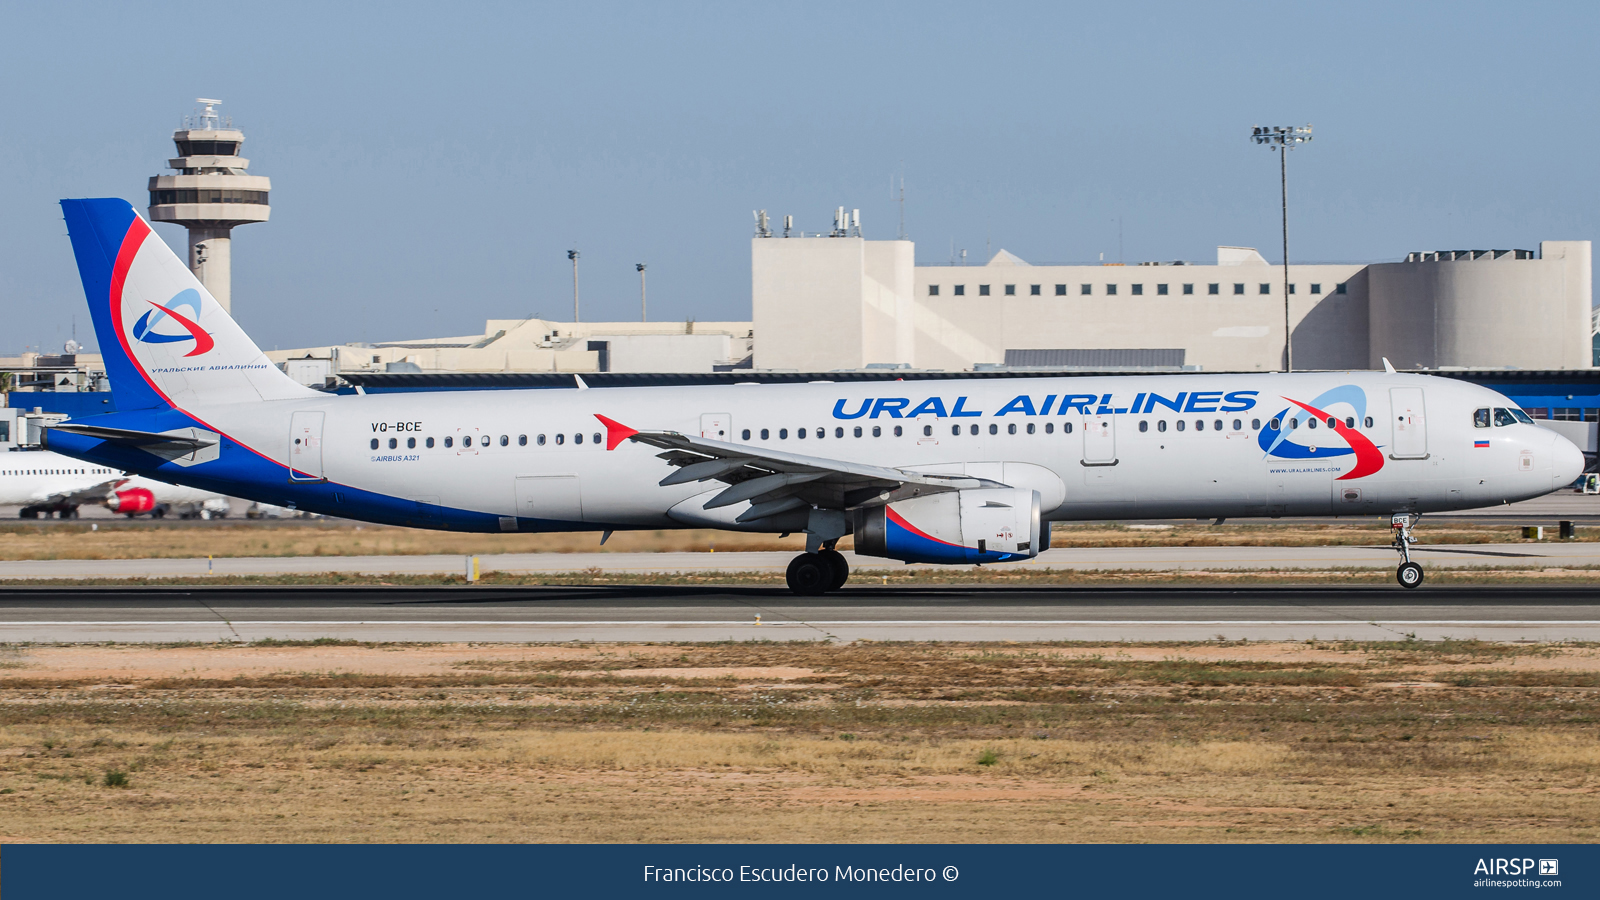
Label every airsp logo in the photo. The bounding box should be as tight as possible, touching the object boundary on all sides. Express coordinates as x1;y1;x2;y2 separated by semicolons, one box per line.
1473;858;1551;876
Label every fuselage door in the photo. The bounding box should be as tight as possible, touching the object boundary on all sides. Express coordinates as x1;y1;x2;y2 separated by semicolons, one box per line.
288;411;326;482
1082;414;1116;465
1389;388;1428;459
700;413;731;441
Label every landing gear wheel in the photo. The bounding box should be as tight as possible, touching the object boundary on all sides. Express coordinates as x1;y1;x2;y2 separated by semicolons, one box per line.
817;549;849;591
785;552;830;596
1397;562;1424;589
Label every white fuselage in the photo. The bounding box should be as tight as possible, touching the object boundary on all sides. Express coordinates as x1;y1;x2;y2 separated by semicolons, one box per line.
0;449;221;510
183;371;1582;529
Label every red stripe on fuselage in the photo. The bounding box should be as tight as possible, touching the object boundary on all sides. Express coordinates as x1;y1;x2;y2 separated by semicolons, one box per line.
1283;397;1385;480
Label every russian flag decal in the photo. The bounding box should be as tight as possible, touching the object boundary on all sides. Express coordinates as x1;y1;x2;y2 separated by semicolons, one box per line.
1475;440;1490;448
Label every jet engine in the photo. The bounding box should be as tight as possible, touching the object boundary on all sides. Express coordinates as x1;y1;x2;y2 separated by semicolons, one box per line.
106;487;157;516
852;488;1042;564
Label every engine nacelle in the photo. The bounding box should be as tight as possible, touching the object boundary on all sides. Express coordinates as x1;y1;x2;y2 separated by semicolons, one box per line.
853;488;1042;564
107;487;156;515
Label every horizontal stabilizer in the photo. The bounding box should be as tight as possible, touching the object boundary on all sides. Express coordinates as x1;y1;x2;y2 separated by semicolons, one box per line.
47;423;217;450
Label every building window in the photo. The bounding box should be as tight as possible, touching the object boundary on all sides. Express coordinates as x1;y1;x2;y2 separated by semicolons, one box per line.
1157;284;1169;295
1259;284;1271;295
1057;284;1068;296
1106;284;1118;296
979;284;990;296
1288;284;1296;294
1078;284;1090;295
1311;283;1322;294
1131;284;1143;296
954;285;965;296
1004;284;1015;295
1336;283;1347;294
928;284;939;296
1182;284;1194;295
1556;408;1582;421
1209;284;1220;295
1030;285;1041;295
1233;284;1245;295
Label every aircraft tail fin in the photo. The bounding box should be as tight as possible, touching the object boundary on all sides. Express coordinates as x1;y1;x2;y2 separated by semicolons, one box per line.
59;198;316;412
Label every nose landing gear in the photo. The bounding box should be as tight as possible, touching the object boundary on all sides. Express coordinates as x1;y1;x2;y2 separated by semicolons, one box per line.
1392;513;1424;589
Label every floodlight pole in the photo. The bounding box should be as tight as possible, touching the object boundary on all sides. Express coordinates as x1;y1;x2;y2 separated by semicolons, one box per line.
636;263;647;322
568;250;580;322
1252;125;1311;373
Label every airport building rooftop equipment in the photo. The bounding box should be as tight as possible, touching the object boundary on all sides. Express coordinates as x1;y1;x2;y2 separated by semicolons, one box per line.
147;99;270;314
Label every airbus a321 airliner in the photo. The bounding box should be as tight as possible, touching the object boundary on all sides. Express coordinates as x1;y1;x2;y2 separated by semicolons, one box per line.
44;199;1585;592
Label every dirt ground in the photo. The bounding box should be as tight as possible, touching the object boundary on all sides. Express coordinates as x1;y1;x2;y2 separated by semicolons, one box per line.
0;520;1583;562
0;640;1595;843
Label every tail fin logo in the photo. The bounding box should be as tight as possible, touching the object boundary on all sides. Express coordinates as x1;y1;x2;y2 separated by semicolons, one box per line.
132;289;214;357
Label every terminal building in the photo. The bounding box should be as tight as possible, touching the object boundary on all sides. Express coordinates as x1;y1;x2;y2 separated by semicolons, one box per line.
752;225;1591;373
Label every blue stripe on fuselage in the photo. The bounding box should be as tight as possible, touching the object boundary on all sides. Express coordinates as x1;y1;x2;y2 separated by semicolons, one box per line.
44;411;571;533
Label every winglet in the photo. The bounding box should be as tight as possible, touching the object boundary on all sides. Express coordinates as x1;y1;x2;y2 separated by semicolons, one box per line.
574;374;589;390
1382;357;1396;374
594;414;639;450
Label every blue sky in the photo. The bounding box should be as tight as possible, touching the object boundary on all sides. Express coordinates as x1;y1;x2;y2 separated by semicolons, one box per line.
0;1;1595;355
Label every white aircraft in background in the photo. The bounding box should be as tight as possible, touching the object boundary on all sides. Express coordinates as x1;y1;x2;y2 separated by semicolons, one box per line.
45;199;1585;591
0;449;228;518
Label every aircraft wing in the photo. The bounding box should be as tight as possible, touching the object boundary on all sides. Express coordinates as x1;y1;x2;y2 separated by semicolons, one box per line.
598;415;996;523
30;477;127;508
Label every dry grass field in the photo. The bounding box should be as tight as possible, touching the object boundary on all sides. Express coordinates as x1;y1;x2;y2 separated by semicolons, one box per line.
0;519;1584;562
0;640;1595;843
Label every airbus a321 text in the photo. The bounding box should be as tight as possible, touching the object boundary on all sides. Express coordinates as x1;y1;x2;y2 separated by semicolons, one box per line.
43;199;1585;592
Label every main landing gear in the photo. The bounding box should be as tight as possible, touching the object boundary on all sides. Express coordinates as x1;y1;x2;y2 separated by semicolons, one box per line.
1392;513;1424;589
785;547;849;596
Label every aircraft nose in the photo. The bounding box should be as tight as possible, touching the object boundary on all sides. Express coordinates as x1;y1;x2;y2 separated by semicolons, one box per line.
1551;431;1587;488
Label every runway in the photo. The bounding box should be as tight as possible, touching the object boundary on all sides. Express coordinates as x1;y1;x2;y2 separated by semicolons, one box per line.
3;584;1598;643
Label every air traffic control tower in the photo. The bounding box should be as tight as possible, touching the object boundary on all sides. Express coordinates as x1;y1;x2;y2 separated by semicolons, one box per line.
147;99;270;313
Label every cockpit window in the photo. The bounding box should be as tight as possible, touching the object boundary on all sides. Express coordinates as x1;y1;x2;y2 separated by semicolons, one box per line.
1512;408;1535;424
1474;408;1491;428
1493;407;1529;426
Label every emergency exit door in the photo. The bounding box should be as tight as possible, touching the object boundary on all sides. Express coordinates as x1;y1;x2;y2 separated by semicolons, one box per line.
1082;414;1117;465
701;413;731;441
288;411;326;482
1390;388;1428;459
